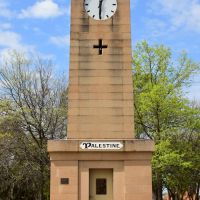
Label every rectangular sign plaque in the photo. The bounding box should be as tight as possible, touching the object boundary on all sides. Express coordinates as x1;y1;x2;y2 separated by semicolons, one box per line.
61;178;69;185
80;142;123;150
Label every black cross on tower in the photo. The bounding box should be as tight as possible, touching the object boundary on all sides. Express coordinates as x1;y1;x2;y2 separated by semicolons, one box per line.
93;39;108;55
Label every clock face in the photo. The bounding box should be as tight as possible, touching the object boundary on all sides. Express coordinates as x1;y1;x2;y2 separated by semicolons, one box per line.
84;0;117;21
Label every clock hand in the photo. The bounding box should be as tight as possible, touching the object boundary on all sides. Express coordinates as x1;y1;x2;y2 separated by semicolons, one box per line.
99;0;103;20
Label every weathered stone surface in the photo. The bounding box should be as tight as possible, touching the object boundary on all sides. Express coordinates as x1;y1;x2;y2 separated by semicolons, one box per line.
67;0;134;139
48;0;154;199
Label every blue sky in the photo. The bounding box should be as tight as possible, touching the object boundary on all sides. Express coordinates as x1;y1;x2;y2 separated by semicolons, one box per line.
0;0;199;100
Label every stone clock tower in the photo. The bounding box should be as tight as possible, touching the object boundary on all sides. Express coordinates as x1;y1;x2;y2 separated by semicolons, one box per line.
48;0;154;199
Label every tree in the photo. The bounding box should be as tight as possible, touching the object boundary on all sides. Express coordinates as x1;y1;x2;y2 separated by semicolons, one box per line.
133;41;200;200
0;99;43;200
0;52;67;200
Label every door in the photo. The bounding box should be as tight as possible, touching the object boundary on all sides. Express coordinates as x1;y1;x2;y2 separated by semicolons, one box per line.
89;169;113;200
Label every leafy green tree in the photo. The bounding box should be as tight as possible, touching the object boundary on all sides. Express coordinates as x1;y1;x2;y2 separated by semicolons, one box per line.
133;41;200;200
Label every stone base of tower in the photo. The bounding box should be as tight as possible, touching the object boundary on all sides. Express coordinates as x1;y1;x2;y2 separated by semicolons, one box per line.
48;139;154;200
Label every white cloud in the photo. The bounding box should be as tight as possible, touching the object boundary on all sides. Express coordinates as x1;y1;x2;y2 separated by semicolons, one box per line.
0;23;12;30
149;0;200;33
0;31;21;48
49;35;70;47
0;1;13;18
0;30;55;65
0;31;35;54
0;31;24;49
0;31;55;68
19;0;65;19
